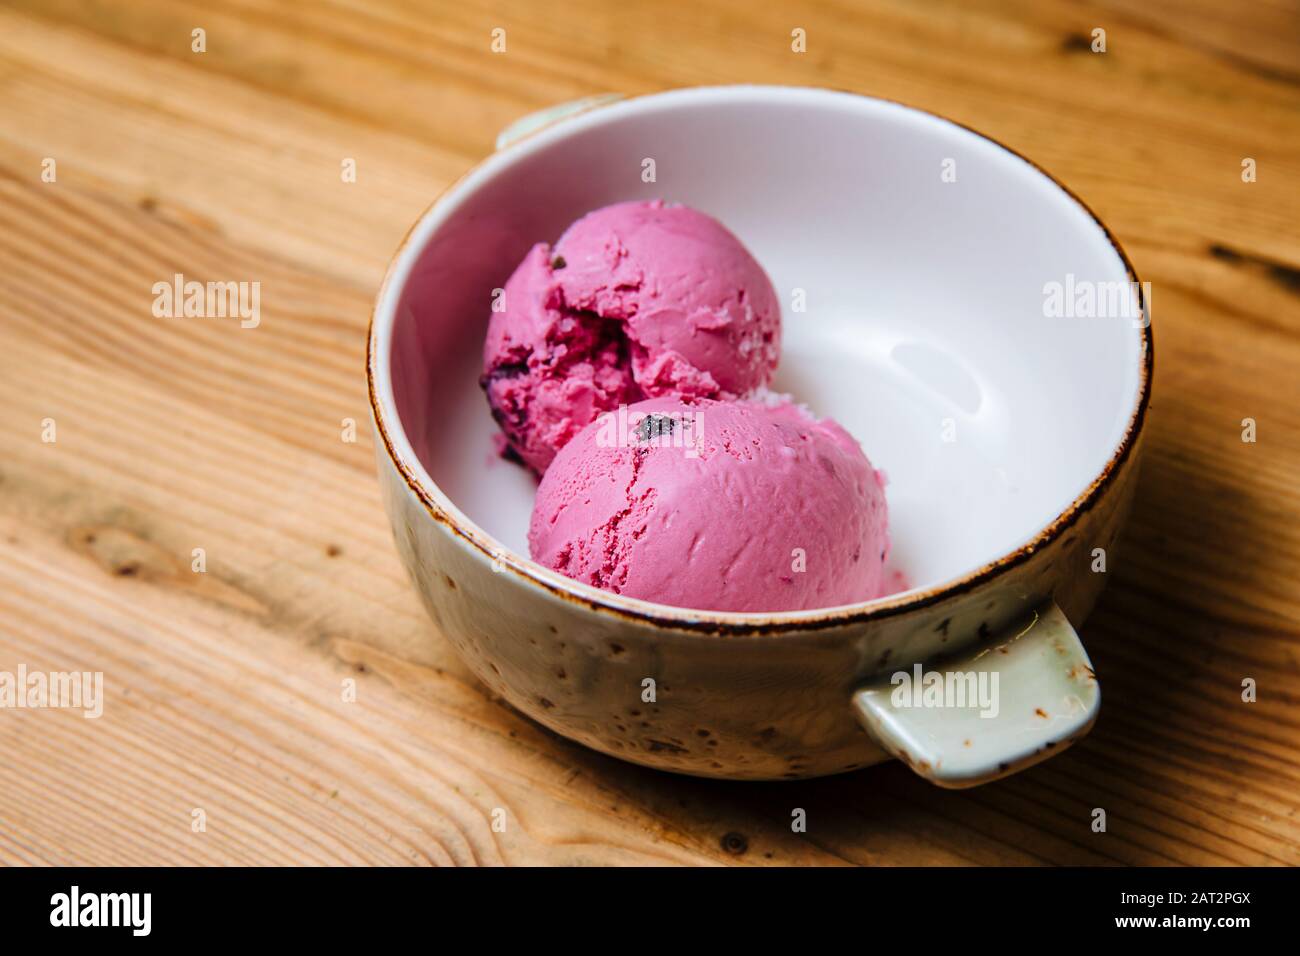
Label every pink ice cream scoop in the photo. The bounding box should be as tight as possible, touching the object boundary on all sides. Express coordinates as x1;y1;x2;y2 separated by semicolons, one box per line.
482;201;781;474
528;397;890;613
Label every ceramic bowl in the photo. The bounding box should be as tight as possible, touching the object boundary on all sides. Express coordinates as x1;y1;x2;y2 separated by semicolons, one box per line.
368;86;1151;786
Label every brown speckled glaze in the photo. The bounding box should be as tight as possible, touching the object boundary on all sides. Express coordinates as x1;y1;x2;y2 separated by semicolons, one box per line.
368;87;1152;781
374;429;1142;780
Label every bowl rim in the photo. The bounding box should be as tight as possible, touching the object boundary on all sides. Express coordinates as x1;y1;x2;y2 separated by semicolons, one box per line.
367;84;1153;636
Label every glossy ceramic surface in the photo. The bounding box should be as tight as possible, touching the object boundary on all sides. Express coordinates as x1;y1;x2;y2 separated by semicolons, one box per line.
368;86;1150;782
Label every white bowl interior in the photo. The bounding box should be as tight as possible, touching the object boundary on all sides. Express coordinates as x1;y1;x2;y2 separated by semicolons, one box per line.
381;88;1144;600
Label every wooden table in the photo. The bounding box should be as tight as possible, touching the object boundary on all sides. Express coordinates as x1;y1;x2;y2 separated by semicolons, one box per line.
2;0;1297;866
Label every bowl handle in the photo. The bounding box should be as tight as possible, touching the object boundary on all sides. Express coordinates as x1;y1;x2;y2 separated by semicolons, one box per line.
496;94;625;150
850;601;1100;788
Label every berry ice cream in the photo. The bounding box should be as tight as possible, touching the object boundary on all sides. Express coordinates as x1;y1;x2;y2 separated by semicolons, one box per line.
528;397;891;613
482;201;781;474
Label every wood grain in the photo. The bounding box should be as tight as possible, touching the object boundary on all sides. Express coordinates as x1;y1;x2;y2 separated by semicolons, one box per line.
1;0;1297;866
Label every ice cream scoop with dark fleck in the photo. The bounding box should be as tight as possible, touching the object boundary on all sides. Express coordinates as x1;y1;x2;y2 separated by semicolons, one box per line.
482;200;781;474
528;397;891;612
